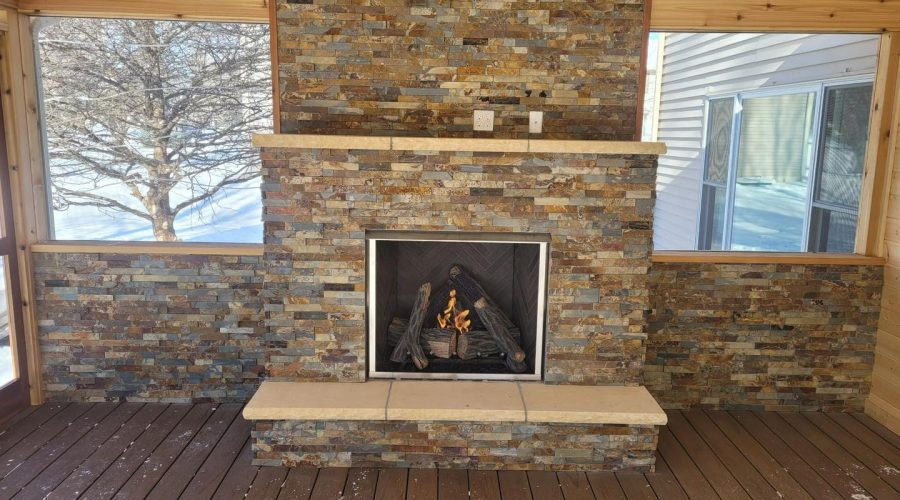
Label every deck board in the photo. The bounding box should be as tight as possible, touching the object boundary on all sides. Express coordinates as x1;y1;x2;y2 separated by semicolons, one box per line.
679;409;778;499
703;410;812;500
776;411;897;498
46;404;175;500
84;404;208;500
247;466;290;500
0;403;120;497
665;411;751;500
277;467;317;500
0;403;93;479
180;411;253;500
406;468;437;500
558;471;594;500
728;410;841;500
373;468;407;500
587;472;626;500
752;411;874;499
437;468;468;500
345;467;378;500
497;470;531;500
0;405;897;499
525;470;563;500
6;402;141;500
469;470;501;500
145;403;242;499
213;439;259;499
0;403;67;456
643;455;687;500
310;467;348;500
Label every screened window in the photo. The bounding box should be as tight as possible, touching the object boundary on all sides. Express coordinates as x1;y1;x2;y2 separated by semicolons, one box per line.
34;17;272;243
697;81;873;252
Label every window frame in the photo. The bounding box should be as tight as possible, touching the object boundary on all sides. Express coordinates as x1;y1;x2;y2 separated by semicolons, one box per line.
0;4;271;406
696;75;875;252
32;14;273;245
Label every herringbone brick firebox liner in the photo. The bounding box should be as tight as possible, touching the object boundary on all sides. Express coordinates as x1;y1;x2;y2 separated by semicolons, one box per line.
260;147;657;385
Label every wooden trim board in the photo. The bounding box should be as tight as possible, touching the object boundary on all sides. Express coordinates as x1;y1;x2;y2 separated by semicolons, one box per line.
0;9;46;404
652;251;885;266
17;0;268;23
31;241;264;256
866;393;900;437
635;0;652;141
650;0;900;32
268;0;279;134
857;33;900;257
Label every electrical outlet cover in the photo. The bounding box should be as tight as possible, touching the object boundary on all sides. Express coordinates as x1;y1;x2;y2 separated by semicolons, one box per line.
473;110;494;131
529;111;543;134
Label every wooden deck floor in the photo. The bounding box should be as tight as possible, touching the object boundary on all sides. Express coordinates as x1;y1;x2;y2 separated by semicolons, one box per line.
0;404;897;499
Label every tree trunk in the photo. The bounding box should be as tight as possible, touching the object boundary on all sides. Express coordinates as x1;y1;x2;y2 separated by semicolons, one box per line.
151;206;177;241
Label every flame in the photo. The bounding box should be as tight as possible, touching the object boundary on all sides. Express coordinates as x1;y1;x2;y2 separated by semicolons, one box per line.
436;289;471;334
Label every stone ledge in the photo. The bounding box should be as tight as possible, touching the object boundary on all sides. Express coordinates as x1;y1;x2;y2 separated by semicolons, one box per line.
520;384;667;425
387;380;526;422
243;381;391;421
252;134;667;155
243;380;667;426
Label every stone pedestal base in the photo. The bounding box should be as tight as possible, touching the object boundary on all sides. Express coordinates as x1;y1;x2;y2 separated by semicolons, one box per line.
251;419;660;472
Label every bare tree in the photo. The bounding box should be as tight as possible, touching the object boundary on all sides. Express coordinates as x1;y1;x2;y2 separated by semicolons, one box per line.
36;18;271;241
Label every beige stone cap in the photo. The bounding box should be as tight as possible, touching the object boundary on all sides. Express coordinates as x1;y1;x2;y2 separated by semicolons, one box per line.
519;384;668;425
252;134;667;155
31;240;263;257
387;380;526;422
242;380;667;426
242;381;391;421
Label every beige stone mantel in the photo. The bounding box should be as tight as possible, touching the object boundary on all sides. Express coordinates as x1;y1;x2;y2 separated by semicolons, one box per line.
252;134;667;155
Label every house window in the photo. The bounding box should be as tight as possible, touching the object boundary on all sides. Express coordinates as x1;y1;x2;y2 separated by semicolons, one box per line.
697;81;873;252
34;17;272;243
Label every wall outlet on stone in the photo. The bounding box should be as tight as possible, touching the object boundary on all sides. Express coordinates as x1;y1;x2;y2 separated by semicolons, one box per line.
473;110;494;131
529;111;543;134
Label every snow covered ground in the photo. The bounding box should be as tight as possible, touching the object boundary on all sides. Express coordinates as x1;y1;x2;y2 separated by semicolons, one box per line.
51;176;263;243
731;179;809;251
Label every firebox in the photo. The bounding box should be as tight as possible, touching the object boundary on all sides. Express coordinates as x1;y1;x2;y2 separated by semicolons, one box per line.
367;231;549;381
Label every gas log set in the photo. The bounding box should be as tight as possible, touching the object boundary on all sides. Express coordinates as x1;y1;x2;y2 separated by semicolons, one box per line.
388;265;528;373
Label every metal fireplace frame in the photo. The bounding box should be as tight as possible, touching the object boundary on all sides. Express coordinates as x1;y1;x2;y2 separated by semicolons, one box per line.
366;230;550;381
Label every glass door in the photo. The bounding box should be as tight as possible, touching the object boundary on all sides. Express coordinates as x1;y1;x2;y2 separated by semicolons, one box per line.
0;101;30;419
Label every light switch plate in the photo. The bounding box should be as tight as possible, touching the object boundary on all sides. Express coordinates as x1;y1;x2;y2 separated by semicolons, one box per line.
473;110;494;131
529;111;543;134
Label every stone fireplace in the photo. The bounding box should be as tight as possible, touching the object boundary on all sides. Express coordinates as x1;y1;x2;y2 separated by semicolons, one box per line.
367;231;549;380
250;138;668;470
243;0;669;472
258;136;662;386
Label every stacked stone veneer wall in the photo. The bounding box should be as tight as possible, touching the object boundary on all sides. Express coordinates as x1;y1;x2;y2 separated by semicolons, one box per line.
34;252;265;402
32;252;885;409
275;0;644;140
261;147;657;385
646;262;883;411
252;420;658;471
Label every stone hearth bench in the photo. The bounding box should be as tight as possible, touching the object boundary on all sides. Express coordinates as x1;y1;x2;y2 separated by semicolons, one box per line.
243;380;667;471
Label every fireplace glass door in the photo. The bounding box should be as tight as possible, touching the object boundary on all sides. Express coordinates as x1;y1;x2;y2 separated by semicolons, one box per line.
367;231;549;381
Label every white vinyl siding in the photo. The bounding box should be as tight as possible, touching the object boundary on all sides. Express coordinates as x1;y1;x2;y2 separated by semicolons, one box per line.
653;33;879;250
